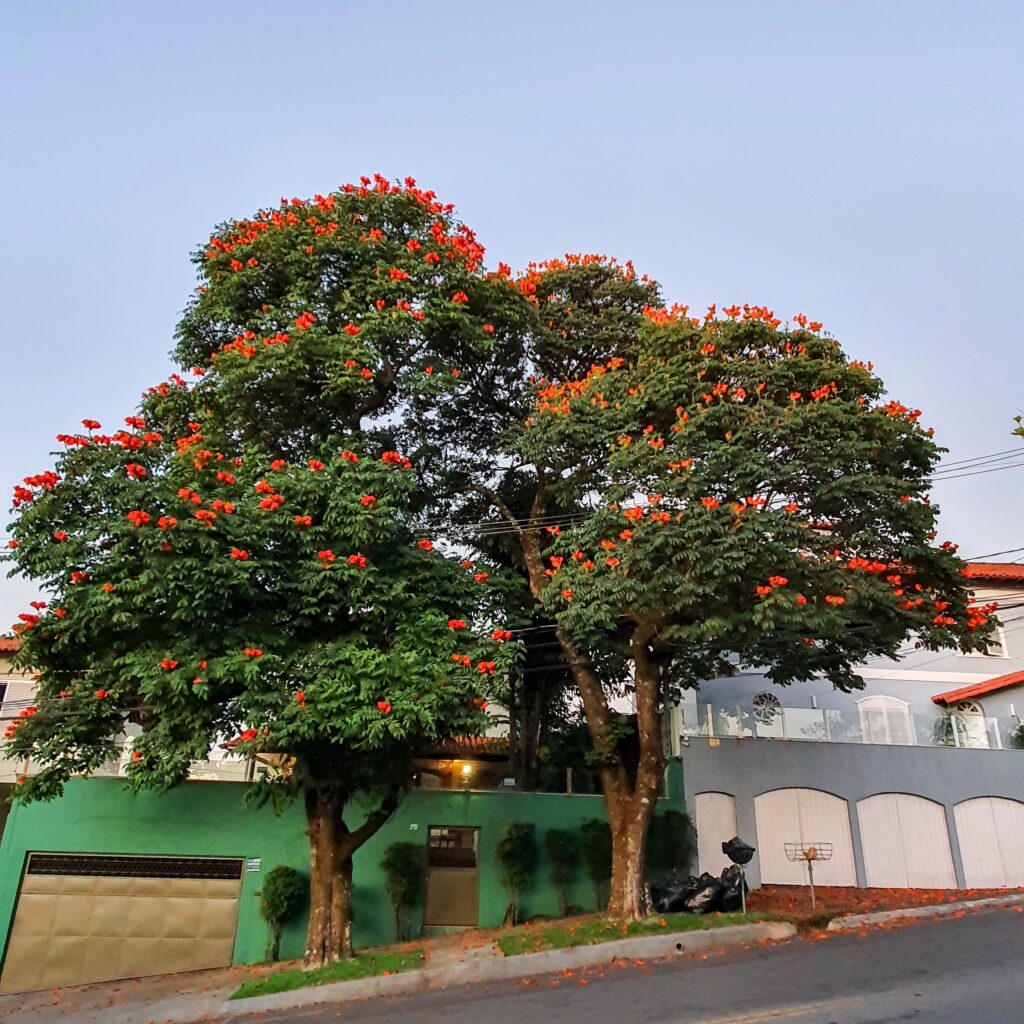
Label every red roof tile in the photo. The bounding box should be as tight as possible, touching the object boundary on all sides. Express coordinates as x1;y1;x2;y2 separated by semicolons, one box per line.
964;562;1024;583
0;637;21;654
932;669;1024;706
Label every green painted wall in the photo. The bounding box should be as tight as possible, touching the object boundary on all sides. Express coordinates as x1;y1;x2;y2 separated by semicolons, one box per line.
0;761;686;965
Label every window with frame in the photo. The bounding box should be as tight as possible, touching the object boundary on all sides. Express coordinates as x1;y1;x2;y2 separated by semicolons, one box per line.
857;695;914;745
962;624;1007;658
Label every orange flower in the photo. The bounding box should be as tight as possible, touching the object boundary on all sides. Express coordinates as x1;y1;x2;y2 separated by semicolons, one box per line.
451;291;469;304
308;459;325;472
360;495;376;507
448;619;468;630
347;553;367;568
768;576;788;587
796;595;807;606
295;515;313;528
477;661;496;675
317;549;335;564
561;589;574;601
701;497;719;510
230;548;249;561
418;538;434;551
756;585;772;597
377;700;392;714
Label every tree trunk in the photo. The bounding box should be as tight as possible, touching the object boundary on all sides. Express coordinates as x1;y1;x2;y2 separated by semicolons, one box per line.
605;781;658;919
517;488;667;922
304;784;347;968
303;782;401;969
555;623;666;922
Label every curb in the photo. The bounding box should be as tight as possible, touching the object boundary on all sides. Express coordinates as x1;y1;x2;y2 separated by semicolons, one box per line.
827;893;1024;931
219;920;797;1019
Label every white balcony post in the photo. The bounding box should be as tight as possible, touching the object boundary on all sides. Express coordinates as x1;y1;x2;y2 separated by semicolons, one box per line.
706;704;715;738
822;709;832;742
952;715;961;748
993;719;1004;750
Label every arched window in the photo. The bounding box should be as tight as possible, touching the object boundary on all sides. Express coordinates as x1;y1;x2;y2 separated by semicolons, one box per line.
857;695;914;745
955;699;990;748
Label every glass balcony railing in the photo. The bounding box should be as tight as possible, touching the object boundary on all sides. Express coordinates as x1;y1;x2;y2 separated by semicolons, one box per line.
681;704;1023;751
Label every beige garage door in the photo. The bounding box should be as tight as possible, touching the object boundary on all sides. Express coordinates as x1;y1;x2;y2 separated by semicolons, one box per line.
955;797;1024;888
754;788;858;886
857;794;956;889
0;853;243;994
695;792;738;876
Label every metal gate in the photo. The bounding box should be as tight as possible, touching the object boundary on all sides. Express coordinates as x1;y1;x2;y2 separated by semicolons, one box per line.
423;827;479;927
0;852;244;994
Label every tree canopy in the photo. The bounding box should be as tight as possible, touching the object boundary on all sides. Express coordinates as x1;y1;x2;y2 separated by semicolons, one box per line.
3;176;1000;942
3;177;521;965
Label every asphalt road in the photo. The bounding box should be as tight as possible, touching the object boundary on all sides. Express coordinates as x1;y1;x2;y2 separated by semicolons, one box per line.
237;906;1024;1024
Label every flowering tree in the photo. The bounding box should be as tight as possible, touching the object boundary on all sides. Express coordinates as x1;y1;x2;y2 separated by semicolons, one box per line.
405;256;662;789
517;304;997;918
3;177;521;966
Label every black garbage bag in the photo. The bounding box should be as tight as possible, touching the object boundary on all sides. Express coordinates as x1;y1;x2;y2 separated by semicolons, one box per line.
682;872;723;914
721;836;756;865
651;871;699;913
718;864;749;912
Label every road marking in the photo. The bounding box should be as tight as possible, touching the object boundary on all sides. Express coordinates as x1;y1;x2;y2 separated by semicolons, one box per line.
674;993;870;1023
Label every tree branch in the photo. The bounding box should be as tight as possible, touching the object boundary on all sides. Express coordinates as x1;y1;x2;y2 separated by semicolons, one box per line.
469;483;522;534
344;786;402;854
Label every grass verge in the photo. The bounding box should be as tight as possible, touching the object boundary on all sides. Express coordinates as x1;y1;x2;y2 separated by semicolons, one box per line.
497;911;771;956
231;950;424;1000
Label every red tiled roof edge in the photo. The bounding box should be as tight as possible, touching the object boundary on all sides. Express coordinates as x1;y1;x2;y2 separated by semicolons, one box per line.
964;562;1024;583
932;669;1024;706
0;637;21;653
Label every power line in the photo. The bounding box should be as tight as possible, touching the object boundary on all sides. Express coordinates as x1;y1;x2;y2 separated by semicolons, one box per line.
930;461;1024;483
933;447;1024;471
962;546;1024;562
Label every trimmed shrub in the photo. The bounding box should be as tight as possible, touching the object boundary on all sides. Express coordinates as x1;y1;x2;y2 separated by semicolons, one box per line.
580;818;612;910
544;828;581;917
258;865;305;963
647;809;698;879
380;842;424;942
496;822;539;924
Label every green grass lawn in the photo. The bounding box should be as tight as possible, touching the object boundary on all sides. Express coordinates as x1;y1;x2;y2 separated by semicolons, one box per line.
497;911;770;957
231;950;424;1000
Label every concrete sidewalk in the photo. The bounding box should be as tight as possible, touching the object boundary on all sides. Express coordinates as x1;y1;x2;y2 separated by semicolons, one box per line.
0;921;793;1024
6;894;1022;1024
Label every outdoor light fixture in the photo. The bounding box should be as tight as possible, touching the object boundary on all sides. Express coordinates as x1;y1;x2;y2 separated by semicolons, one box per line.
460;763;472;776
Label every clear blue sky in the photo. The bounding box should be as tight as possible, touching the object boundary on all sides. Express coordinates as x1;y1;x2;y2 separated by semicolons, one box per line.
2;1;1022;628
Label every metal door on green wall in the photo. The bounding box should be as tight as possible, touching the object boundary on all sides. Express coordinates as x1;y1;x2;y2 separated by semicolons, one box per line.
423;826;479;927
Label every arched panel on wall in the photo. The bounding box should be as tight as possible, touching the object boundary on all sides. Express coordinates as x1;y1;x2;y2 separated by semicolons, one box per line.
955;797;1024;888
754;788;857;886
695;792;737;876
857;794;956;889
